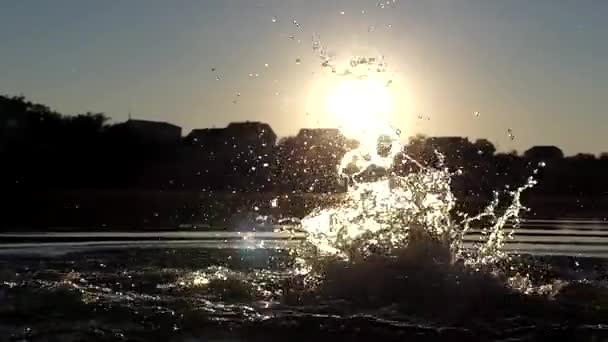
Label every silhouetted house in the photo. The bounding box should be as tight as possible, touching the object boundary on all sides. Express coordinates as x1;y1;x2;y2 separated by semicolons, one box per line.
221;122;276;188
403;136;499;198
524;146;564;161
185;122;276;149
224;122;277;147
185;128;224;146
181;122;276;191
297;128;343;145
124;119;181;144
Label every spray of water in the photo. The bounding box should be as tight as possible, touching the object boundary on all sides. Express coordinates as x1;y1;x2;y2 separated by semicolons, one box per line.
295;120;535;274
267;29;538;275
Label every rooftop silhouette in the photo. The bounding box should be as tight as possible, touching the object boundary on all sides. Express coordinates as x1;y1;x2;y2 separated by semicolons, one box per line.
2;94;608;229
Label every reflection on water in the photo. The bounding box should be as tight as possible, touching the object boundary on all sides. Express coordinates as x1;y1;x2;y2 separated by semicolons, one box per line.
2;220;607;340
1;246;608;341
2;218;608;258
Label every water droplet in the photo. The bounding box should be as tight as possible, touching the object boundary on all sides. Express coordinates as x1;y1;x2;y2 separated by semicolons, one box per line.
292;19;301;28
236;92;241;97
295;58;301;64
215;76;221;81
368;26;375;32
263;163;269;167
361;9;366;14
211;67;216;72
340;11;345;15
507;128;515;140
271;198;278;208
254;206;260;211
538;161;546;168
271;16;277;23
474;111;480;117
249;73;254;77
387;24;393;29
264;63;269;68
288;34;295;40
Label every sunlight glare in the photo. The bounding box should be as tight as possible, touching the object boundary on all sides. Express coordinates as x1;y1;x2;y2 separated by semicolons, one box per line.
325;78;392;139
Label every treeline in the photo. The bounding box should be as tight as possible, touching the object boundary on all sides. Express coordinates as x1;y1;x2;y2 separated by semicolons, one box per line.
2;94;608;199
1;95;175;191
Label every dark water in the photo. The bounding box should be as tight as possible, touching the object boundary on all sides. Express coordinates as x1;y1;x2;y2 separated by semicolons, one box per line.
1;242;608;341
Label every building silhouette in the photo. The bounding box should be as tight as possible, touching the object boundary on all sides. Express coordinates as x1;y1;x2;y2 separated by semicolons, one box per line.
123;119;182;144
185;128;224;146
181;122;277;191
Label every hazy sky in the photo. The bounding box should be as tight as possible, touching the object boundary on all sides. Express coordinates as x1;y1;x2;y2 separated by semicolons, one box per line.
1;0;607;154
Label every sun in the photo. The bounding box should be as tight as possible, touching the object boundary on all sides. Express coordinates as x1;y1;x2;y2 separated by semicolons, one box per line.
325;78;392;139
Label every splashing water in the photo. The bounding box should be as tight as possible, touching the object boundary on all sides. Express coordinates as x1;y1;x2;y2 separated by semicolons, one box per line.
284;33;538;271
294;94;535;273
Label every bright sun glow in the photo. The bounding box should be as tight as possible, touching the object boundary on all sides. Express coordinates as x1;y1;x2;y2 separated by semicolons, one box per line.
325;78;392;139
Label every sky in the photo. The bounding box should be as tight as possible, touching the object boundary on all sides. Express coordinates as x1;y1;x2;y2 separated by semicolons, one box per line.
1;0;607;155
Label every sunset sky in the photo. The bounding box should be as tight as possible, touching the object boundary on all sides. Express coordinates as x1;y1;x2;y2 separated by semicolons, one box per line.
1;0;607;155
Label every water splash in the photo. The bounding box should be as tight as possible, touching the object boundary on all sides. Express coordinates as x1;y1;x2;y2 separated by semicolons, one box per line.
275;22;535;278
508;128;516;140
293;101;534;273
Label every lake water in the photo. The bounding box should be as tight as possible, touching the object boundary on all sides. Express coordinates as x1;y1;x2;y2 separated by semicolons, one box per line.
1;219;607;257
2;219;608;341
